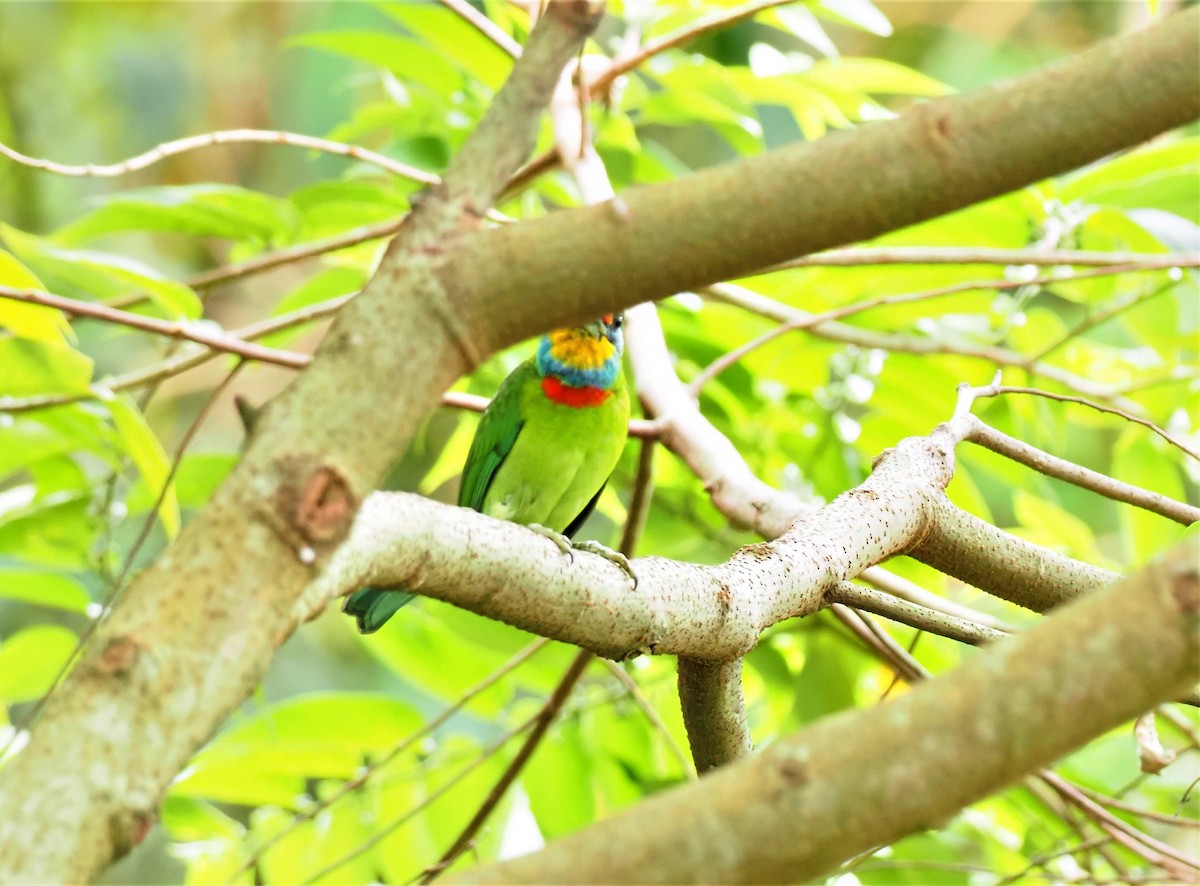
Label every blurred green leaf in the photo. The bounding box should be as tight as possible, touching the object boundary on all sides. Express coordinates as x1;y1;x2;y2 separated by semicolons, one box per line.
0;570;91;613
0;624;78;702
2;224;201;319
0;249;70;343
55;185;300;246
0;337;92;397
104;394;180;540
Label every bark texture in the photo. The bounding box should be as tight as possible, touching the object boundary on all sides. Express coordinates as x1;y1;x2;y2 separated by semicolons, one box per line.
459;539;1200;884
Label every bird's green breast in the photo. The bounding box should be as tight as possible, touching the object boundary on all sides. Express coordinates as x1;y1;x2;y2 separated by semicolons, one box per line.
479;363;629;532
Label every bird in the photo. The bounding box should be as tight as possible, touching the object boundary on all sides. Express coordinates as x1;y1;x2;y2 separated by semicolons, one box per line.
343;313;632;634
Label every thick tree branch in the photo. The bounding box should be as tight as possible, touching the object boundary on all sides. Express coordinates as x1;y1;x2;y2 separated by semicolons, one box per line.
912;496;1119;612
457;538;1200;884
677;658;753;774
446;9;1199;345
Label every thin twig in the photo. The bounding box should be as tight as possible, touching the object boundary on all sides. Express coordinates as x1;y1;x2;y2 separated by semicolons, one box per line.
226;638;550;883
826;581;1007;646
774;247;1200;270
1073;784;1200;829
0;285;309;369
299;713;540;885
964;383;1200;462
589;0;801;97
0;129;439;184
689;258;1198;397
600;660;696;781
702;282;1144;412
1026;277;1179;364
965;416;1200;524
1041;770;1200;879
420;650;594;883
438;0;522;58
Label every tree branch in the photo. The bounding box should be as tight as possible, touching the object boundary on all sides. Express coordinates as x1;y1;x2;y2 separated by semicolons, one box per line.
456;538;1200;883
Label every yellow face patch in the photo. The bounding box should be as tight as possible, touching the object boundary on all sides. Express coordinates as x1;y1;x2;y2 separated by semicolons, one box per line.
548;329;616;369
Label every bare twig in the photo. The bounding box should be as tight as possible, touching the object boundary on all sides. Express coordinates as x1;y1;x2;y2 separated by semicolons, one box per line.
438;0;522;58
702;282;1144;411
227;639;549;883
826;581;1007;646
965;416;1200;524
0;285;309;369
299;713;540;885
0;129;439;184
420;650;594;883
775;247;1200;270
690;258;1198;397
962;382;1200;461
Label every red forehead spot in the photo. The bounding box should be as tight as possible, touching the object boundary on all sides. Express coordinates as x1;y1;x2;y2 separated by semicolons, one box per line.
601;313;613;325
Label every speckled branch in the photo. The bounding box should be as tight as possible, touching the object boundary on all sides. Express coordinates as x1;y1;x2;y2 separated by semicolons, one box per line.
456;538;1200;884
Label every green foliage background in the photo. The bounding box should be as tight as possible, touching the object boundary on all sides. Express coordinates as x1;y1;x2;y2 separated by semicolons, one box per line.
0;1;1196;882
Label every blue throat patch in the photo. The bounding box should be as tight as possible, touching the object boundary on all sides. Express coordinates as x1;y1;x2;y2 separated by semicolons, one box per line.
536;332;623;389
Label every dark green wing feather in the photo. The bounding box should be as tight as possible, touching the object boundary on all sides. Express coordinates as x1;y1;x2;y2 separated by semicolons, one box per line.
563;482;605;539
342;588;415;634
457;360;533;511
343;362;534;635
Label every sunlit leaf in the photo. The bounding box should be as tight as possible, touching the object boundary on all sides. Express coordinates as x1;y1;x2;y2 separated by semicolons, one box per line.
0;570;91;614
0;624;78;702
103;394;180;540
0;249;70;343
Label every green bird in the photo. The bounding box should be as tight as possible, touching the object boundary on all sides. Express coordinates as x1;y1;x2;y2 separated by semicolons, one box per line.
344;313;631;633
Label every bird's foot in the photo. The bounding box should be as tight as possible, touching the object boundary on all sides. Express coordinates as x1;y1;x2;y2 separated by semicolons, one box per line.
529;524;575;561
574;540;639;590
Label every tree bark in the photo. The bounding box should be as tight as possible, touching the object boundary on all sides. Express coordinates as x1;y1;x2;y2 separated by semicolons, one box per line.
458;539;1200;884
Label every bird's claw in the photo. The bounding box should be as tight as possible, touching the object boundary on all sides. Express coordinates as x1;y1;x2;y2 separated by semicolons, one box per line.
530;524;575;563
574;540;639;590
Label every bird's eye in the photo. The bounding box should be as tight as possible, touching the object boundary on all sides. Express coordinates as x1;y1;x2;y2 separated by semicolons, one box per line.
607;313;622;328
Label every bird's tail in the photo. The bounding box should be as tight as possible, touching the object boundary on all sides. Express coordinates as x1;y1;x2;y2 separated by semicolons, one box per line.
342;587;416;634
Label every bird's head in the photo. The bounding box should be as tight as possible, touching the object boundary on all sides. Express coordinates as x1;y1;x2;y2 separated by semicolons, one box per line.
537;313;625;387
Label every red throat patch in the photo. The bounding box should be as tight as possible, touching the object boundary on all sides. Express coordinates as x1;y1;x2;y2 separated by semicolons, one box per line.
542;376;611;408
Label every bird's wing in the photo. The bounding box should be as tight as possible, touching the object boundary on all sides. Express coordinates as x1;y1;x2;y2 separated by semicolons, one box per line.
563;482;605;539
458;360;534;512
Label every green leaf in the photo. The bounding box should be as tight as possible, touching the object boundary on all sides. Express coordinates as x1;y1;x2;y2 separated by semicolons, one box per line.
379;3;514;89
1060;138;1200;218
289;32;464;98
260;266;366;349
176;693;422;808
0;625;78;702
104;395;180;540
806;57;952;97
55;184;299;246
2;224;202;320
173;453;237;510
525;717;596;838
161;796;245;843
0;249;70;343
0;570;92;614
0;493;99;569
0;337;93;397
1112;430;1189;565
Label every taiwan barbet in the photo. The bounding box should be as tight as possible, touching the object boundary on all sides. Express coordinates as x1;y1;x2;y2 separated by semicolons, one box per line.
344;314;632;633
